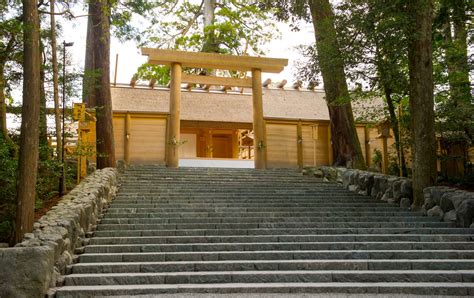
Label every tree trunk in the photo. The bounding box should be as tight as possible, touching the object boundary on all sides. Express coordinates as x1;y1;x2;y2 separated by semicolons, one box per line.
383;85;408;177
39;48;48;160
451;0;471;106
50;0;62;167
442;0;472;141
90;0;115;169
407;0;436;208
202;0;218;53
0;66;14;148
14;0;41;244
83;2;96;108
307;0;366;169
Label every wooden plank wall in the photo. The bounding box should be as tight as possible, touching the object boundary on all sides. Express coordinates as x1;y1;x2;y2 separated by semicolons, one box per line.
301;123;330;167
129;117;166;164
266;120;397;169
113;114;167;165
113;116;125;161
266;122;298;168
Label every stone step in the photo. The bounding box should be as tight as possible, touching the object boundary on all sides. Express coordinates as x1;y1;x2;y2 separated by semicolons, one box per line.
115;192;356;197
101;211;426;219
111;198;386;203
112;195;370;200
78;250;474;263
64;270;474;286
89;234;474;245
104;207;409;215
83;241;474;254
108;203;398;209
92;227;472;238
99;216;441;225
105;206;404;213
95;222;454;232
57;166;474;296
55;282;474;297
71;259;474;274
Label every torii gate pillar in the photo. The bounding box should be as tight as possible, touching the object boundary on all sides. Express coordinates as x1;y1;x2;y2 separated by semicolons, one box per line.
141;48;288;169
252;68;266;169
167;63;182;168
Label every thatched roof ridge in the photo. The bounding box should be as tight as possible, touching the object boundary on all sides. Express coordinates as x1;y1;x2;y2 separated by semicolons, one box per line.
111;85;385;123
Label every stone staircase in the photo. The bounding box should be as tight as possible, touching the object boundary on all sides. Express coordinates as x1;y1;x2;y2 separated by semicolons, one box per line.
55;166;474;296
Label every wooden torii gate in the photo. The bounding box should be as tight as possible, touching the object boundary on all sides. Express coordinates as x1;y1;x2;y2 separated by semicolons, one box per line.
141;48;288;169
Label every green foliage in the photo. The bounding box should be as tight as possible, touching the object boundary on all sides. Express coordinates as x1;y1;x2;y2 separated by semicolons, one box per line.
144;0;278;56
371;149;382;168
0;139;18;243
36;145;62;201
134;64;171;85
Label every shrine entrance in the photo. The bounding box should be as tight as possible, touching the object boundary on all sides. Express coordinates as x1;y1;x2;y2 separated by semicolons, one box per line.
141;48;288;169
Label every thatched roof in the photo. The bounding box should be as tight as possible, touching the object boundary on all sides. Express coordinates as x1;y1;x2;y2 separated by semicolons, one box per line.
111;84;385;123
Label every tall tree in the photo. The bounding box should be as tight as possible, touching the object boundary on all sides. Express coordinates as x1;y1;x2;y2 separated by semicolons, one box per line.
15;0;41;243
0;4;22;150
265;0;366;169
149;0;276;56
434;0;473;142
407;0;436;207
308;0;365;169
89;0;115;169
202;0;218;53
49;0;63;192
83;2;96;108
332;0;410;176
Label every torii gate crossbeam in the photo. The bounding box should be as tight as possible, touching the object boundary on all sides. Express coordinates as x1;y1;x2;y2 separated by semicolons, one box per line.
141;48;288;169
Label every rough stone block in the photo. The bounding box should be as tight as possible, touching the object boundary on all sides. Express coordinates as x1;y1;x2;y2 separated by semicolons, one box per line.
400;180;413;198
400;197;411;208
456;199;474;228
0;246;54;297
427;206;444;219
443;210;457;222
423;195;436;211
440;194;455;212
392;180;403;200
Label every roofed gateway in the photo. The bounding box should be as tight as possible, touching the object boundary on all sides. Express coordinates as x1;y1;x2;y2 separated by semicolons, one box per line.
98;49;392;171
144;48;288;169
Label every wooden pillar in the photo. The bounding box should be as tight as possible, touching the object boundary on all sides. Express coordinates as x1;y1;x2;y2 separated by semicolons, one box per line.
232;130;239;159
252;68;266;169
297;121;303;169
124;113;131;165
204;129;213;158
364;126;370;168
381;136;389;174
167;63;182;167
327;125;333;165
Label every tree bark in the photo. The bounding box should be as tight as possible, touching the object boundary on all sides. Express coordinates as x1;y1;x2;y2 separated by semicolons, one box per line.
14;0;41;244
83;2;96;108
202;0;218;53
90;0;115;169
50;0;62;167
383;88;408;177
407;0;436;208
39;47;48;159
307;0;366;169
50;0;64;193
0;66;14;148
442;0;472;141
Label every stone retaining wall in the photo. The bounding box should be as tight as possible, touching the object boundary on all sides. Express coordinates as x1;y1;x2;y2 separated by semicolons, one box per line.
304;166;474;227
0;168;118;298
